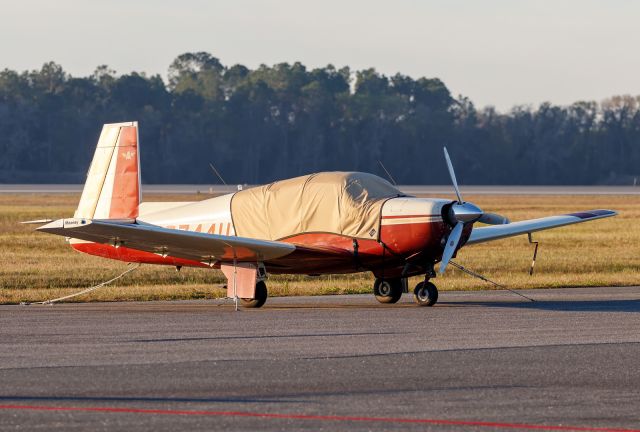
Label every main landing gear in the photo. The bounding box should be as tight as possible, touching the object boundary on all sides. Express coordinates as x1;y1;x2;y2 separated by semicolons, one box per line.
373;278;404;304
373;277;439;307
240;280;268;308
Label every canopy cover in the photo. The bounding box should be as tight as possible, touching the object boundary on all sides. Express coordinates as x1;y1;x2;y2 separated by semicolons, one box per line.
231;172;404;241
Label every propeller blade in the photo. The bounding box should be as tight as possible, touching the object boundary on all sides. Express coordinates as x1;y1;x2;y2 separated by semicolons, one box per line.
478;212;510;225
443;147;463;204
440;222;463;274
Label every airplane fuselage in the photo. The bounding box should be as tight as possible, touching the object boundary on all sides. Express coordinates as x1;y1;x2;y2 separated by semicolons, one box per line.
70;193;461;278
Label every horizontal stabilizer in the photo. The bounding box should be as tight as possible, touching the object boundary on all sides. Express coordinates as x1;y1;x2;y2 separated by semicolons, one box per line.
21;219;54;225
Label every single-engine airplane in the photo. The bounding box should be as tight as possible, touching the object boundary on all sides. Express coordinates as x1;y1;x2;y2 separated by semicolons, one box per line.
31;122;617;307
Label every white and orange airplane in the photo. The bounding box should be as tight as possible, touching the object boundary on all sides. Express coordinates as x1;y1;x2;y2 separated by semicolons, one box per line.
32;122;617;307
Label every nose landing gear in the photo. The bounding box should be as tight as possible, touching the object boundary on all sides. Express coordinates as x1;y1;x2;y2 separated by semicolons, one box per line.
413;281;438;306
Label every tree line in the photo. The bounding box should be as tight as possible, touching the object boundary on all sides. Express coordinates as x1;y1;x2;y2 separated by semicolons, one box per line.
1;52;638;185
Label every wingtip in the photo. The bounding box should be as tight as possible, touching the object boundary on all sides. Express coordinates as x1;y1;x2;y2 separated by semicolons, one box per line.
564;209;618;220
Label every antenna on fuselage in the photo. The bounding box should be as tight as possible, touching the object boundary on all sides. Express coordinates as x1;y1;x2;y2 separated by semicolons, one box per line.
209;162;228;185
377;160;397;186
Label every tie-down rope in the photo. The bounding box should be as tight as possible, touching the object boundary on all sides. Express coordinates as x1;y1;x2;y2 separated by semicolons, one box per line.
449;260;535;302
20;263;140;305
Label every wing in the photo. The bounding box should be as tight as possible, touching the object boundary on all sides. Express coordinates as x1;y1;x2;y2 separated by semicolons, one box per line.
466;209;617;245
37;218;295;263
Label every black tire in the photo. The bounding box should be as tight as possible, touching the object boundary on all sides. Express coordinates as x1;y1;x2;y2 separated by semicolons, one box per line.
373;278;403;304
413;281;438;307
240;280;268;308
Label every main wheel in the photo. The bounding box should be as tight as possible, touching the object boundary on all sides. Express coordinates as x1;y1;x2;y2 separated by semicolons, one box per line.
241;280;268;308
413;281;438;307
373;278;403;304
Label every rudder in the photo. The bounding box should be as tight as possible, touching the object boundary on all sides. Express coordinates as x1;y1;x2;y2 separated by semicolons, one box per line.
74;122;141;220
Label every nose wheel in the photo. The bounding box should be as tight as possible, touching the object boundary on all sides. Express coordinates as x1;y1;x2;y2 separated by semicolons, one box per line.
414;281;438;306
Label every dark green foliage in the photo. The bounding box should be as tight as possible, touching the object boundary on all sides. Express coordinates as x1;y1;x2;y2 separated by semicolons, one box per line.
0;53;638;185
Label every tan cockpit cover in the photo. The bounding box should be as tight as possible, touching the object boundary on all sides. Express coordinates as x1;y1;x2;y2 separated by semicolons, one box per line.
231;172;403;241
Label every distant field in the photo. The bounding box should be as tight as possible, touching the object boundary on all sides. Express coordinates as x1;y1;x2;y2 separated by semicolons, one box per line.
0;193;637;304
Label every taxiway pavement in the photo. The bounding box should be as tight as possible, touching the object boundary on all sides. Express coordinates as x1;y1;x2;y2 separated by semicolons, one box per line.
1;287;639;431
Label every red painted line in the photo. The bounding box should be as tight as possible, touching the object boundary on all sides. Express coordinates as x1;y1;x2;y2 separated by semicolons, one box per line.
0;404;637;432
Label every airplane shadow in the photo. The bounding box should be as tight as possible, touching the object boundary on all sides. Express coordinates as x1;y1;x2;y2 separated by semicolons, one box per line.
441;299;640;313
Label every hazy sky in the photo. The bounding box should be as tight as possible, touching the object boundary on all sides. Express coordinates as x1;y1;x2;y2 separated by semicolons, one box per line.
2;0;638;111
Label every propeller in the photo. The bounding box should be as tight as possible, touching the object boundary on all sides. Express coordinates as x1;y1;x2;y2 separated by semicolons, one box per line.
439;148;509;273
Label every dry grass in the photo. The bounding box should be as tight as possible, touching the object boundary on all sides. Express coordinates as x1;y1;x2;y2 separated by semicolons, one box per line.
0;192;637;304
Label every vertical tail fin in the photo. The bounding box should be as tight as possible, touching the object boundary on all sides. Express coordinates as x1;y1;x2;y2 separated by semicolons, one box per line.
74;122;141;220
